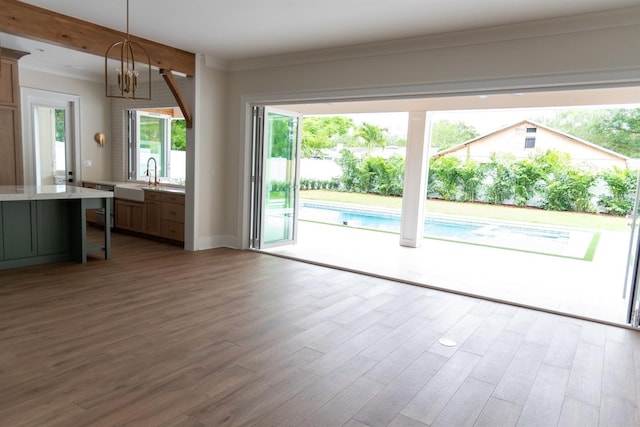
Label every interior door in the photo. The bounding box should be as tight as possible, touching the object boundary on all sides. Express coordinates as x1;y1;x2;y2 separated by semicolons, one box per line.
250;106;302;249
33;104;73;185
22;89;80;187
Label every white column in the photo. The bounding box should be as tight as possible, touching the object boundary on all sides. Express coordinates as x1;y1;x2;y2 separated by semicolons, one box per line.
399;111;431;248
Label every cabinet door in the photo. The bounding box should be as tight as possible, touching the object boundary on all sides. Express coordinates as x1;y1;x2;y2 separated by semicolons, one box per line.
36;200;69;256
115;199;144;232
2;201;37;260
161;202;185;223
0;106;22;185
114;200;131;229
0;58;19;106
130;203;144;232
160;220;185;242
145;201;162;236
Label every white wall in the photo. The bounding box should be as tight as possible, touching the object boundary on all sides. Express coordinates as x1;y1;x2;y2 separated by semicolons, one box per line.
190;55;230;250
220;7;640;249
19;69;110;182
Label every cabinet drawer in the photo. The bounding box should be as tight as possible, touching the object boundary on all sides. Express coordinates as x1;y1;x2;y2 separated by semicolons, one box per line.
160;220;184;241
144;190;162;201
161;202;185;223
160;192;184;204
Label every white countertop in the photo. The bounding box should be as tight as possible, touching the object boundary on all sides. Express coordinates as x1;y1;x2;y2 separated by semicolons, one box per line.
84;180;186;195
0;185;114;201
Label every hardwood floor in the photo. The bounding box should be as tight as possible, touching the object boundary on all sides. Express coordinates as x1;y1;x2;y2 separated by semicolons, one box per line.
0;231;639;426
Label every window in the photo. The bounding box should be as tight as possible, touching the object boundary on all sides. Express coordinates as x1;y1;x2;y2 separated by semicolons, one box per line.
524;127;536;148
129;109;186;185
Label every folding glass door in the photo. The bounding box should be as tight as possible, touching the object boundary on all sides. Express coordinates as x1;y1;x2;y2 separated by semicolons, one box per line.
250;106;302;249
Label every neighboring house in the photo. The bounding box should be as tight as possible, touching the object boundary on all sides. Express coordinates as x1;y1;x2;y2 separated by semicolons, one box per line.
432;120;631;170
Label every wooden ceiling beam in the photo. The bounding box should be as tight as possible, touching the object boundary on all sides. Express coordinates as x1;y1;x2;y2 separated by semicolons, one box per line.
161;69;193;129
0;0;195;76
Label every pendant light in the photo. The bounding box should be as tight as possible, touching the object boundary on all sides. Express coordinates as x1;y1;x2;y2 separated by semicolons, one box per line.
105;0;151;100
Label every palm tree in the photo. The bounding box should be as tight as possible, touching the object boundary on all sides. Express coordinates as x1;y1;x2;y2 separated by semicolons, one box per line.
356;122;388;153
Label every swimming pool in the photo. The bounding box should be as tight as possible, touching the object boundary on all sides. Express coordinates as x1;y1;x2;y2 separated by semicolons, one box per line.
299;202;597;259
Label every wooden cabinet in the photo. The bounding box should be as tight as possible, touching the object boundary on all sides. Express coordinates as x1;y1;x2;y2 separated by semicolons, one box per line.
159;193;185;242
0;200;69;263
144;197;162;236
143;190;185;243
1;201;36;260
0;49;28;186
115;190;184;244
114;199;144;232
36;200;70;256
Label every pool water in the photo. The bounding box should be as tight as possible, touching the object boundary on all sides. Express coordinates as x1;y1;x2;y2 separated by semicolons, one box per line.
299;203;581;256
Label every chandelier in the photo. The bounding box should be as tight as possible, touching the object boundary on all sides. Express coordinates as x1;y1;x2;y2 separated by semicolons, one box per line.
105;0;151;100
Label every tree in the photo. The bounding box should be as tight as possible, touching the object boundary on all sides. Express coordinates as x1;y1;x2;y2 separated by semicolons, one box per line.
356;122;388;152
269;115;297;159
55;109;65;141
301;116;355;158
541;108;640;157
171;119;186;151
592;109;640;157
430;120;479;151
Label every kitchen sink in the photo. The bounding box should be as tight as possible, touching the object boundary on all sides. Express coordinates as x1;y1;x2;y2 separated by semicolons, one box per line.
114;184;145;202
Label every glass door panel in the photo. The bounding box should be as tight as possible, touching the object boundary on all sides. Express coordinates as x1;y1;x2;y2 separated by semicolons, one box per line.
33;105;72;185
135;111;170;181
627;169;640;326
253;107;301;248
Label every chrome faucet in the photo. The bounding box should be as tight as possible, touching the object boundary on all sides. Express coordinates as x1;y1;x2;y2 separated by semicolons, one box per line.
146;157;159;186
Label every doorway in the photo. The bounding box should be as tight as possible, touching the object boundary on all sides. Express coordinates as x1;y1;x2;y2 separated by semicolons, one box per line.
251;86;640;325
22;88;80;186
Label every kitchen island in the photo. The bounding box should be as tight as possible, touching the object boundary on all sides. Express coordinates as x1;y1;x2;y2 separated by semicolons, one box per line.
0;185;113;270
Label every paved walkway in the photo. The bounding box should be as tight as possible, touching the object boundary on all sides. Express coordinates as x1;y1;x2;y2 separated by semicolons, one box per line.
267;221;633;324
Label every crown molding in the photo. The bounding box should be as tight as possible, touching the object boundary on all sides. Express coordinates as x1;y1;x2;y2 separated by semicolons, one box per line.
227;6;640;72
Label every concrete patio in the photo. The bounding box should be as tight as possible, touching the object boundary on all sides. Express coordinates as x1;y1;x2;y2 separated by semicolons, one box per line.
266;220;633;324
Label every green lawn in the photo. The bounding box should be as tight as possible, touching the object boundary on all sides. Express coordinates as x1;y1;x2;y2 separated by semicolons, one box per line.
300;190;630;231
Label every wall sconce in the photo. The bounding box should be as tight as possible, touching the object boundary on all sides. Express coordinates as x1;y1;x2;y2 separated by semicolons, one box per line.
94;132;106;147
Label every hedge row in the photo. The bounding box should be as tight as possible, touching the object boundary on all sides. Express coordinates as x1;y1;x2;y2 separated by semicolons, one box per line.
428;151;637;215
297;149;637;216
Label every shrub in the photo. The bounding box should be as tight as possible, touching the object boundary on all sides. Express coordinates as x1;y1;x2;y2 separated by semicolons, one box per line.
483;154;516;205
457;160;485;202
543;166;597;212
335;150;405;196
598;167;637;216
428;156;462;201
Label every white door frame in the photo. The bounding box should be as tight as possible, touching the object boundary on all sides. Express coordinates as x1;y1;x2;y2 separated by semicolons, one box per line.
21;88;81;186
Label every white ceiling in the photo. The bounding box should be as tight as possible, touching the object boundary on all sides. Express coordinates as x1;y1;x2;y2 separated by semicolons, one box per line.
13;0;640;60
1;0;639;81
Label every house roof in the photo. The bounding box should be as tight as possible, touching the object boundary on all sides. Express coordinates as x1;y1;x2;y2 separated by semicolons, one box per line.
432;119;631;161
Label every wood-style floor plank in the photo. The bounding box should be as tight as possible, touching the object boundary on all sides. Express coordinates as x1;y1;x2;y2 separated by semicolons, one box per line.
0;231;639;426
